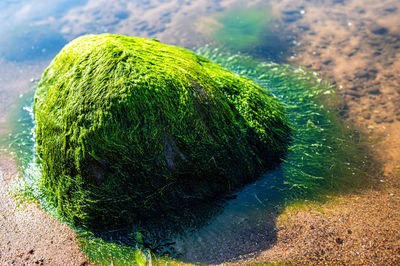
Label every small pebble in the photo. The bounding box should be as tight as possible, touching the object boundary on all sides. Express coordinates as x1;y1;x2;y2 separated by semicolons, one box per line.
367;88;381;95
336;237;344;244
385;117;394;123
361;112;371;120
374;116;384;124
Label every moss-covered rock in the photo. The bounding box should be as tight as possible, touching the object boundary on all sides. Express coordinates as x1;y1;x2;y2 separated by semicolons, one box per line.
34;34;290;229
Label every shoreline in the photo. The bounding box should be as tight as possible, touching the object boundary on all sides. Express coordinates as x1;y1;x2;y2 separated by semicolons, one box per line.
0;154;90;265
242;0;400;263
1;0;400;264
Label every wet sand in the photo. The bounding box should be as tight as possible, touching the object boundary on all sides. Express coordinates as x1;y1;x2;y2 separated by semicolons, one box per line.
1;0;400;264
235;0;400;264
0;155;90;265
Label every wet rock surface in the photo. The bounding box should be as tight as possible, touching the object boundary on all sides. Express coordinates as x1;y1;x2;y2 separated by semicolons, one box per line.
33;34;290;230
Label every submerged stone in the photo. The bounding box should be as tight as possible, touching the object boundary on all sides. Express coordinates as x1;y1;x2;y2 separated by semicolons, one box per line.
34;34;290;229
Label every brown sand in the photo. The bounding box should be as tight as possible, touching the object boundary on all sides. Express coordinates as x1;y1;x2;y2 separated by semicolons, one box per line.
234;0;400;264
0;155;90;265
1;0;400;264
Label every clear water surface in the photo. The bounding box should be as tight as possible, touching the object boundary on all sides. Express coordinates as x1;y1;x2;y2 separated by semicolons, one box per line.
0;0;378;264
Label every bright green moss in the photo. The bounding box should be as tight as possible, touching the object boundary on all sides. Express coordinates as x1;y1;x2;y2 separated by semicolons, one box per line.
34;34;290;229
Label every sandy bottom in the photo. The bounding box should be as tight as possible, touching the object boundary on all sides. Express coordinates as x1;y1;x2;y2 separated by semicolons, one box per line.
1;0;400;264
0;155;89;265
235;0;400;264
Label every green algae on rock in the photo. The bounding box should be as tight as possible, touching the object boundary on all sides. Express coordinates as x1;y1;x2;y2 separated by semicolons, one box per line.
33;34;291;229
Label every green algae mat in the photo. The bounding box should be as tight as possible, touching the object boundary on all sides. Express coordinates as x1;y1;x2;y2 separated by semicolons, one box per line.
1;34;375;265
34;34;291;229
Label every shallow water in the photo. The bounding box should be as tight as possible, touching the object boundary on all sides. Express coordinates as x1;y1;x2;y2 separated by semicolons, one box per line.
3;52;373;264
0;0;396;264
